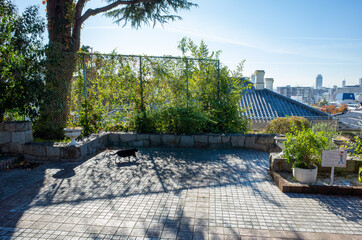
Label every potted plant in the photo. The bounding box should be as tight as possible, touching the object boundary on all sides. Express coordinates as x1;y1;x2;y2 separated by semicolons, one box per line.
283;128;328;183
64;113;82;146
347;136;362;182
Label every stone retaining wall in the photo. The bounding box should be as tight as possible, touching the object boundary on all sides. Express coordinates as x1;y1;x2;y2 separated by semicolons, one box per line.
24;133;279;162
1;121;281;162
23;133;108;162
0;121;33;154
108;133;280;153
269;152;362;174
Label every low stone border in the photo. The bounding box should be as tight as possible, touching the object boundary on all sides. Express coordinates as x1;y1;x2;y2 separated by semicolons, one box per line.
270;171;362;196
22;133;280;162
1;121;282;162
108;133;280;152
0;155;22;170
270;152;362;174
20;133;281;162
23;133;108;162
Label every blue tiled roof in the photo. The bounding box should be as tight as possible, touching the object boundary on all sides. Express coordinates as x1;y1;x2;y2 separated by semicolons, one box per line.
335;110;362;130
240;88;330;120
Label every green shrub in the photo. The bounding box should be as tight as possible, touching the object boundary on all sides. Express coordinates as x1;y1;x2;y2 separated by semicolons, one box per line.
130;105;213;134
264;116;310;134
312;122;340;150
348;136;362;160
129;110;158;133
283;128;328;169
158;105;213;134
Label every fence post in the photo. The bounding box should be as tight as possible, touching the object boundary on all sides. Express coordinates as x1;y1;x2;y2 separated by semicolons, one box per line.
83;53;88;132
217;60;220;103
83;54;87;103
186;58;189;108
139;56;144;112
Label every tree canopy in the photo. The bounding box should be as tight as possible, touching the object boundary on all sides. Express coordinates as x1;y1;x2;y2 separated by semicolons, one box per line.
0;0;45;121
35;0;197;139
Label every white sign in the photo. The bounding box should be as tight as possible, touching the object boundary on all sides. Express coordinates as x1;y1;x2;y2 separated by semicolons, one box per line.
322;150;347;168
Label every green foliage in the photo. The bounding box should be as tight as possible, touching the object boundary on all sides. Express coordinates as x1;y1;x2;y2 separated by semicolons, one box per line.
78;102;102;137
129;105;213;134
311;122;340;150
176;38;250;133
283;128;328;169
158;105;213;134
105;0;198;28
318;98;328;107
68;39;250;135
0;0;45;121
264;116;310;134
130;110;157;133
348;136;362;160
37;0;197;139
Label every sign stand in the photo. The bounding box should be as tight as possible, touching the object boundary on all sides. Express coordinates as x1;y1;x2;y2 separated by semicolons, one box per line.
330;167;335;186
322;150;347;186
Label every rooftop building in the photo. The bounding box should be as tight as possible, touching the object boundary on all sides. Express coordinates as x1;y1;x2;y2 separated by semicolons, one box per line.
241;71;331;130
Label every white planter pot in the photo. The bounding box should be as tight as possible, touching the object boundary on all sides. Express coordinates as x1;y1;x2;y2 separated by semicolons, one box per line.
293;166;318;184
64;127;82;146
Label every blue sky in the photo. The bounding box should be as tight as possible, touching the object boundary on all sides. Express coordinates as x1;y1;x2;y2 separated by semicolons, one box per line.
15;0;362;88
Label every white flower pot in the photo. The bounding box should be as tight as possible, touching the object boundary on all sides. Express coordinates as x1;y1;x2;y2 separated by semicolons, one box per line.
293;166;318;184
64;127;82;146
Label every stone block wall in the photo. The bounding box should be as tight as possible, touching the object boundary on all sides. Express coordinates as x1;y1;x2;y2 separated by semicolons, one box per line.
108;133;281;153
269;152;362;174
1;122;280;162
0;121;33;154
23;133;108;162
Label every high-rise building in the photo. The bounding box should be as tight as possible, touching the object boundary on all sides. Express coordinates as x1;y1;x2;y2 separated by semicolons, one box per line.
359;78;362;87
342;79;346;88
316;74;323;89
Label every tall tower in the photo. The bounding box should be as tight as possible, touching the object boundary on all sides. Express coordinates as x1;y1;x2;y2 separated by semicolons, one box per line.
315;74;323;89
359;78;362;87
342;79;346;88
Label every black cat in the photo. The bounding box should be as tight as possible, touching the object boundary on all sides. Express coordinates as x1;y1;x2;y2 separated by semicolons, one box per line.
113;148;138;161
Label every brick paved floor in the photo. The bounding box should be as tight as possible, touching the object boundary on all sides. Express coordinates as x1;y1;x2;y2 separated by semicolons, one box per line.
0;148;361;239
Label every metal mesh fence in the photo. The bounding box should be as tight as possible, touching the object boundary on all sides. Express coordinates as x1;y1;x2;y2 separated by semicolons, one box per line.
69;53;220;133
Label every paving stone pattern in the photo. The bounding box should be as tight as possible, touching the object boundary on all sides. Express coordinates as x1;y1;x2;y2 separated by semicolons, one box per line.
0;148;361;240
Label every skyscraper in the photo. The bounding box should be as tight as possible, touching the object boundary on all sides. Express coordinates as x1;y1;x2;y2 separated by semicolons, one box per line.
316;74;323;89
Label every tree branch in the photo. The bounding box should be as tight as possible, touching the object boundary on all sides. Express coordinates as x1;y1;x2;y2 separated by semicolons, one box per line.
75;0;86;19
71;0;87;52
80;0;156;25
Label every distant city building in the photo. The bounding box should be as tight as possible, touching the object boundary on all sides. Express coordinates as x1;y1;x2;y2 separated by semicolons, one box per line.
335;93;356;105
360;78;362;87
277;86;315;104
241;70;330;130
342;79;346;88
316;74;323;89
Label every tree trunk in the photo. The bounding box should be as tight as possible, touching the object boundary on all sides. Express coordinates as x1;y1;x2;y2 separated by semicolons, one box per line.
35;0;77;140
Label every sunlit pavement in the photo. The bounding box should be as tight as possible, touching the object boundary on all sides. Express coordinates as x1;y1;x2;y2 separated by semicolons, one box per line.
0;148;361;239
